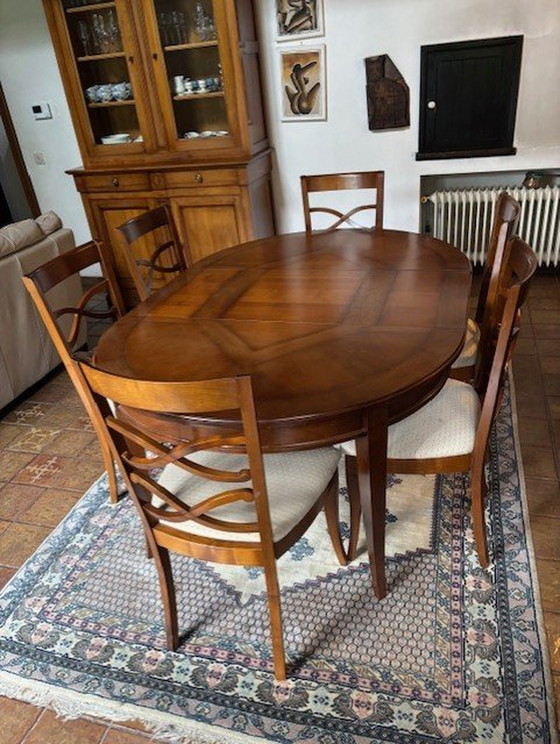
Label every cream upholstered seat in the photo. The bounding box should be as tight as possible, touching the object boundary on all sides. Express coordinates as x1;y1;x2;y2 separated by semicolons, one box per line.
157;448;341;542
341;237;537;569
76;362;347;680
450;193;520;381
340;379;480;461
450;318;480;371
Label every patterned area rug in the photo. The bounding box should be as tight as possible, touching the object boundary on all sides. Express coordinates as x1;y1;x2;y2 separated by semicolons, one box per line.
0;383;557;744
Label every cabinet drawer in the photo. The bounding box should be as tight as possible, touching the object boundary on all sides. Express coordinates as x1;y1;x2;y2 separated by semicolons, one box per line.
162;169;239;189
79;173;151;193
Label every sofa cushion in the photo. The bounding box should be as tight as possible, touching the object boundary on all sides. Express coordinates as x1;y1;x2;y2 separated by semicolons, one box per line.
0;219;44;259
35;211;63;236
0;212;64;259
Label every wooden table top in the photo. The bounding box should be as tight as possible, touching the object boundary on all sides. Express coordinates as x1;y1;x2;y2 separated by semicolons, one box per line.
95;229;471;429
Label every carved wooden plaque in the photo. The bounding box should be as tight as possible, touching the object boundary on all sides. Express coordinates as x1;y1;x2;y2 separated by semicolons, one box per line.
365;55;409;130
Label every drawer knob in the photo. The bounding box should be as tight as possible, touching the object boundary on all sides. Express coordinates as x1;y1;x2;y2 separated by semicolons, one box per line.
194;173;203;183
112;178;120;187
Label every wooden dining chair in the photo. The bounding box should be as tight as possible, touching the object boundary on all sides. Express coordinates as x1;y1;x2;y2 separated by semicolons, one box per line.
301;171;385;232
22;240;126;504
116;205;189;303
75;363;347;680
450;192;520;381
342;236;537;567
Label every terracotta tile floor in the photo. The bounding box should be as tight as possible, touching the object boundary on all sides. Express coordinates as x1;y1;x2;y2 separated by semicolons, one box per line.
0;275;558;741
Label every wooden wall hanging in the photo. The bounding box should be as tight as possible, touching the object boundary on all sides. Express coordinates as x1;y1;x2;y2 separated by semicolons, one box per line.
364;55;409;130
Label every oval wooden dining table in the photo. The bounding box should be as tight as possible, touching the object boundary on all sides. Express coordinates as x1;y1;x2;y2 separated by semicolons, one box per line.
94;228;472;599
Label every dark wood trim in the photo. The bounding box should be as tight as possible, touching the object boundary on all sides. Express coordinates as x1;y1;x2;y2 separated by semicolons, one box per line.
416;147;517;161
0;82;41;218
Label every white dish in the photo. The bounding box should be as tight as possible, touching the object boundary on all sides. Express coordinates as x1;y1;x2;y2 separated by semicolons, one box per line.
101;133;130;144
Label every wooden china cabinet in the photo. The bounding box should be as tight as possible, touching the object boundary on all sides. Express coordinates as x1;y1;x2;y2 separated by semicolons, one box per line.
43;0;275;306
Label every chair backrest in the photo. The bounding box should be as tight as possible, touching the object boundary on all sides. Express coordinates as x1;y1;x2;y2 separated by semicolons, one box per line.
77;363;276;550
301;171;385;232
474;237;537;453
475;191;520;327
22;240;125;364
117;205;189;303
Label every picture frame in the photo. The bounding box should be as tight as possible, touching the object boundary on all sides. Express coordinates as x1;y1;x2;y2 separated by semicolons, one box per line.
276;0;325;42
280;45;327;121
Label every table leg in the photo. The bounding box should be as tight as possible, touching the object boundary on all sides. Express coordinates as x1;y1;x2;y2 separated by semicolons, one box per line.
355;405;388;599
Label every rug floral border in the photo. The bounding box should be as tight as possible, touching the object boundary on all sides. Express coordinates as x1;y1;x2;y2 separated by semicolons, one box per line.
0;384;557;744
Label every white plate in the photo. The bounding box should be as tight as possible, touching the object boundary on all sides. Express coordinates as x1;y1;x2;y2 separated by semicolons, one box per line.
101;133;130;144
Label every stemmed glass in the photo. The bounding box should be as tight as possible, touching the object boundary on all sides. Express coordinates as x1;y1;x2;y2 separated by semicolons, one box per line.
92;13;109;54
105;9;121;52
77;20;91;56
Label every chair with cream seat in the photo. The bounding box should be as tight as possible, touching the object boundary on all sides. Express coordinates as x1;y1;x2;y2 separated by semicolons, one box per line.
450;192;520;381
342;236;537;567
76;362;346;680
22;240;126;504
117;205;189;304
301;171;385;232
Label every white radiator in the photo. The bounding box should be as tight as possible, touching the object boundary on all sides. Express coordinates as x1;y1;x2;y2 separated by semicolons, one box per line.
424;186;560;266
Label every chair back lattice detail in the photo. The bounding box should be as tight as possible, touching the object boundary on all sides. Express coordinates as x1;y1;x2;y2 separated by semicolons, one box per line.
76;364;346;680
475;236;538;426
301;171;385;232
22;240;125;503
77;367;275;542
117;205;188;303
475;191;521;328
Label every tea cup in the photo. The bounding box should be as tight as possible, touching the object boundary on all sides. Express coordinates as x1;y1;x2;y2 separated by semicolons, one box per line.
97;84;113;102
85;85;100;103
111;82;130;100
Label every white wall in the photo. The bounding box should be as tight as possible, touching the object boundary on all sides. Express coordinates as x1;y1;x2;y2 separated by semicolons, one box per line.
255;0;560;232
0;0;90;242
0;1;559;240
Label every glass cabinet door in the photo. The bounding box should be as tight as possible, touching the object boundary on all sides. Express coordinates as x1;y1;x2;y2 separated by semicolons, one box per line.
149;0;231;147
62;0;147;150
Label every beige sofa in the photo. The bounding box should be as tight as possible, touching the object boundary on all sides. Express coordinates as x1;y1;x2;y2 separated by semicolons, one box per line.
0;212;85;410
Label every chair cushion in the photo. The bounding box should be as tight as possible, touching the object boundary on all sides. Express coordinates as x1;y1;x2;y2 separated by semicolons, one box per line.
451;318;480;369
154;447;341;543
340;379;480;460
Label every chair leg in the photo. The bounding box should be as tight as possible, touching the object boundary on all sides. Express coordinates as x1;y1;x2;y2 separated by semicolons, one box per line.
345;455;361;562
324;473;348;566
472;472;490;567
150;538;179;650
263;562;287;680
102;440;120;504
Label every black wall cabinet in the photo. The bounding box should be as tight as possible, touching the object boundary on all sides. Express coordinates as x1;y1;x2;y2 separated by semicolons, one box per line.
417;36;523;161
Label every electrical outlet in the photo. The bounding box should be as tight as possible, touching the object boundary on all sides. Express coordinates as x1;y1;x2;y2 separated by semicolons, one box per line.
33;152;46;166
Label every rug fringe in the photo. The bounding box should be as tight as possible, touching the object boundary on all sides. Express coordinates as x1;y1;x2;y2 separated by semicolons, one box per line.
0;671;269;744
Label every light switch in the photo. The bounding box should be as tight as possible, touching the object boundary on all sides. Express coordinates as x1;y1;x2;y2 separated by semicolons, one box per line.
32;102;52;120
33;152;46;166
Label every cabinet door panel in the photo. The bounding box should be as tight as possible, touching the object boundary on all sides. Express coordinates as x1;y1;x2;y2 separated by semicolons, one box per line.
140;0;249;158
87;196;160;306
45;0;158;163
172;195;248;263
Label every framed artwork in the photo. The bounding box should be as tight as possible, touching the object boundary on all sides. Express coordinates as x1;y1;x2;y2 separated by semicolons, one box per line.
276;0;325;42
280;45;326;121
